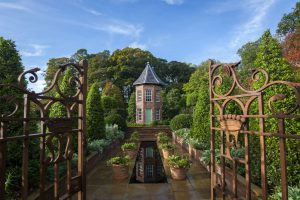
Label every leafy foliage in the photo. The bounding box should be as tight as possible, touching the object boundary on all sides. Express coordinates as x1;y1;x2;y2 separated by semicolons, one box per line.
127;92;136;122
161;143;176;151
87;139;109;153
276;2;300;37
87;83;105;141
269;186;300;200
254;30;300;188
107;155;130;166
168;155;191;169
162;88;186;121
104;113;127;131
170;114;192;131
121;142;137;150
130;131;140;142
282;28;300;72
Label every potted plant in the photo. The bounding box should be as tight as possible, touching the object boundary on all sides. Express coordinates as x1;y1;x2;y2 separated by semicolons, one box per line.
168;155;191;180
130;131;140;144
121;142;137;159
161;143;176;159
157;133;171;145
107;155;130;179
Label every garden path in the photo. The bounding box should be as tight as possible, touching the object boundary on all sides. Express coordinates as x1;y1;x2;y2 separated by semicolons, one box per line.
86;141;215;200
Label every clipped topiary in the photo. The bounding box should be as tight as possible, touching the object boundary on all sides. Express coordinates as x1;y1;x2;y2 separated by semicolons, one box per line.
87;83;105;140
105;113;127;131
170;114;192;131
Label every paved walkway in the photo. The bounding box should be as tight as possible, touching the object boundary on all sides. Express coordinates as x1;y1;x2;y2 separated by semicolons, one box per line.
86;141;213;200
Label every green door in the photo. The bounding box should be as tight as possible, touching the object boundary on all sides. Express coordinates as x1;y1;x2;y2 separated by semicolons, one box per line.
145;109;152;125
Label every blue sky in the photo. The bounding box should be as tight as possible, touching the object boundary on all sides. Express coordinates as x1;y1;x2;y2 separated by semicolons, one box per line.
0;0;298;91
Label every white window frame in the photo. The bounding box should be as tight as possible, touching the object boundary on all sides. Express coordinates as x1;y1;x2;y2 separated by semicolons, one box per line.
137;108;142;121
145;89;152;102
137;90;142;101
156;90;161;102
155;108;160;120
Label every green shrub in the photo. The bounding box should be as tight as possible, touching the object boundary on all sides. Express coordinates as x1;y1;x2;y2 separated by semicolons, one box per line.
200;149;221;166
105;113;127;131
127;92;136;122
189;138;207;150
107;155;130;166
105;124;125;142
168;155;191;169
121;142;137;151
87;139;109;153
130;131;140;142
170;114;192;131
87;83;105;140
269;186;300;200
161;143;176;151
101;96;118;116
158;135;171;144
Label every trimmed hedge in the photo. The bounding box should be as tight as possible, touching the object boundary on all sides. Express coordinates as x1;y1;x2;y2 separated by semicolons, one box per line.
105;113;127;131
170;114;192;131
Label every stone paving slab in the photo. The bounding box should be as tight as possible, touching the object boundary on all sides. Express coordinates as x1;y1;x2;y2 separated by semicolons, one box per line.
86;141;213;200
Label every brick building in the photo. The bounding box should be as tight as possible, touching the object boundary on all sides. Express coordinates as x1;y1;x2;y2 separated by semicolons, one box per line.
133;62;166;124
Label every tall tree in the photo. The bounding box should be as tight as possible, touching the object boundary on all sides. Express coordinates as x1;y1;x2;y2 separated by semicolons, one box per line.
183;61;209;107
87;83;105;140
45;57;70;87
254;30;299;188
283;28;300;68
70;48;89;62
127;92;136;122
276;2;300;37
49;68;76;117
87;50;110;85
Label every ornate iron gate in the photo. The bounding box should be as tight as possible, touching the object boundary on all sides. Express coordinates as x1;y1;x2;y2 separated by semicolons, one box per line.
209;60;300;199
0;60;88;199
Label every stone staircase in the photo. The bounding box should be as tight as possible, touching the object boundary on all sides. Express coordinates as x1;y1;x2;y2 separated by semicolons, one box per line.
126;126;172;141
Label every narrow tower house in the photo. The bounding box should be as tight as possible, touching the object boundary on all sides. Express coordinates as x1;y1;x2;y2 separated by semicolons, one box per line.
133;62;166;124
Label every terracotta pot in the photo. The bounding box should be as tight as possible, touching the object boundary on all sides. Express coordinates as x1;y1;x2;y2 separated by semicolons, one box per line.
124;149;136;159
112;164;129;179
162;149;173;159
170;167;187;180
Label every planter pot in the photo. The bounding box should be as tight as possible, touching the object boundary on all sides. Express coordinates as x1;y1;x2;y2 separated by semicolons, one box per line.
112;164;129;179
123;149;136;159
170;167;188;180
162;149;174;159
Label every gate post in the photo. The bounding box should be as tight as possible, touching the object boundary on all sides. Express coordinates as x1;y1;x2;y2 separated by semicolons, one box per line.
77;59;88;200
0;120;7;200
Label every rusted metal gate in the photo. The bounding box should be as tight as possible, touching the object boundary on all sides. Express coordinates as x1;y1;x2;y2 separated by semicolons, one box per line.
0;60;87;199
208;60;300;199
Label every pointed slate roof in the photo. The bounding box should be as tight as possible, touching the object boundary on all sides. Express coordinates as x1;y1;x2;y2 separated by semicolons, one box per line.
133;62;166;86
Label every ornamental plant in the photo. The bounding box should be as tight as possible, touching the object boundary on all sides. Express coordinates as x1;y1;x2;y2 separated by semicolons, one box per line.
130;131;140;143
107;155;130;166
161;143;176;151
121;142;137;151
168;155;191;169
158;135;170;144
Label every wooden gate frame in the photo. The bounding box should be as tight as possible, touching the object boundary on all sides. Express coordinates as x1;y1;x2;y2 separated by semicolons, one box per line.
208;60;300;199
0;60;88;200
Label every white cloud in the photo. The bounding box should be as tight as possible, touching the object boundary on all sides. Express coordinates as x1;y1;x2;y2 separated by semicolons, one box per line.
21;44;48;57
92;20;143;38
229;0;276;49
0;2;29;11
163;0;184;5
83;8;102;16
129;41;147;49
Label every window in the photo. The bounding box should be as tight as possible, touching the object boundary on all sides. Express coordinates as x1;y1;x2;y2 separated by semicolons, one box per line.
137;108;142;121
156;90;160;102
145;89;152;102
145;147;154;158
137;90;142;101
155;109;160;120
146;165;154;177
